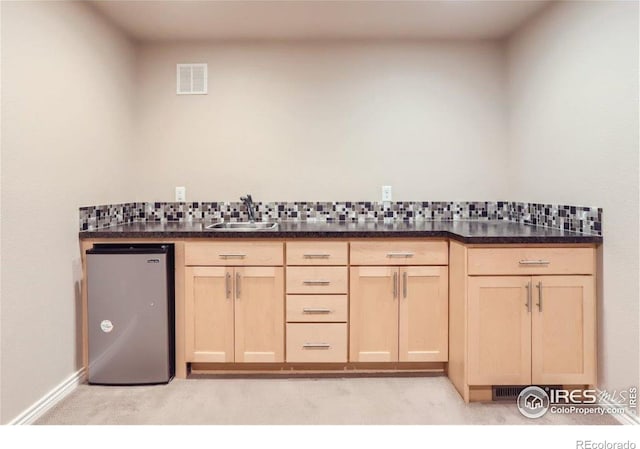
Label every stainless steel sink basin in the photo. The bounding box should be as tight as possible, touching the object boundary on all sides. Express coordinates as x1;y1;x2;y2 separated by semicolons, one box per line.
206;222;279;231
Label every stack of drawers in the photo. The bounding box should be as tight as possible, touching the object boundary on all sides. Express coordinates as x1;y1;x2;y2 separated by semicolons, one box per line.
285;241;348;362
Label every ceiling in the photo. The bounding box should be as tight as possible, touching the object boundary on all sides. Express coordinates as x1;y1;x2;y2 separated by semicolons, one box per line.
90;0;552;42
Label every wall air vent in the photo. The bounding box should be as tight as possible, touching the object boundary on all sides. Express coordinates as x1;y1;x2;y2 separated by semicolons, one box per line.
492;386;526;401
176;63;207;95
492;385;562;401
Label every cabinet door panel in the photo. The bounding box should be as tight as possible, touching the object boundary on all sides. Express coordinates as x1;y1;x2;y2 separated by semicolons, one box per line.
532;276;595;384
399;266;448;362
185;267;234;362
468;276;531;385
234;267;284;363
349;267;398;362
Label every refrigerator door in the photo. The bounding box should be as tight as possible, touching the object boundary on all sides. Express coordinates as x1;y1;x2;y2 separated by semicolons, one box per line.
87;251;170;384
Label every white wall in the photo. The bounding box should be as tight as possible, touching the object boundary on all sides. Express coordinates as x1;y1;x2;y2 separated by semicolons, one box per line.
0;1;136;423
507;1;639;397
134;40;509;202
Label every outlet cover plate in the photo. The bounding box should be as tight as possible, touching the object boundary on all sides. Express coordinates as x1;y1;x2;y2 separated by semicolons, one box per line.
382;185;392;202
175;186;186;202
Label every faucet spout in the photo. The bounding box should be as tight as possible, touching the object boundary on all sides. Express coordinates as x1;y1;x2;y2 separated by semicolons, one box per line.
240;194;256;222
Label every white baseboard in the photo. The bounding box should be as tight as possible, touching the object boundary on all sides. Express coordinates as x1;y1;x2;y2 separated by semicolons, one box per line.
598;391;640;425
8;368;86;425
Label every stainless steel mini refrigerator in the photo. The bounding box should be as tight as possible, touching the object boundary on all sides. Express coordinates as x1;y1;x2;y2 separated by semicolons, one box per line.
86;244;175;385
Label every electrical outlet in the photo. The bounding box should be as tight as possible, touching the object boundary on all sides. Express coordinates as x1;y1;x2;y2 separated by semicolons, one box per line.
382;185;392;202
175;186;186;202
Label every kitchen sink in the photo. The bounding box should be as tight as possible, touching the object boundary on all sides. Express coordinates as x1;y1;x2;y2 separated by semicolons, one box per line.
206;222;279;231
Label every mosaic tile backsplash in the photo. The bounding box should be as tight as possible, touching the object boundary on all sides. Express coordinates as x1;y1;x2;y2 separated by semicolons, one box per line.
79;201;603;236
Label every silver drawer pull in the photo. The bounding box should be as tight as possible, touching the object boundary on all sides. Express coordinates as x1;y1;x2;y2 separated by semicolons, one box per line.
302;343;331;349
219;254;246;259
302;308;332;314
303;280;331;285
386;252;414;258
303;254;330;259
225;272;232;299
403;271;407;299
537;281;543;312
393;271;397;298
519;260;550;265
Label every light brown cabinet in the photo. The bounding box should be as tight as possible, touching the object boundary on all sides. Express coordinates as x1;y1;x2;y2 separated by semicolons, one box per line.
449;242;597;403
285;241;349;363
350;240;448;266
349;265;449;362
286;241;348;266
399;266;449;362
286;323;347;363
286;295;348;322
286;266;348;294
185;243;284;364
467;275;595;386
349;266;398;362
531;275;595;385
185;241;283;266
185;267;235;363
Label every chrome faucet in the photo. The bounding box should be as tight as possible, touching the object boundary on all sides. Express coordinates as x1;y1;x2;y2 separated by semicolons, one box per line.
240;194;256;222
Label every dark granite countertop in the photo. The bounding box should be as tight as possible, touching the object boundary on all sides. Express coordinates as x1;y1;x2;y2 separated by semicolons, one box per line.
78;220;602;244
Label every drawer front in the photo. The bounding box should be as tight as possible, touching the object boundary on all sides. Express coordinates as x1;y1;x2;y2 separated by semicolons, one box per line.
185;242;283;266
350;240;448;266
286;295;348;322
286;266;348;294
286;323;347;363
286;241;348;266
467;247;595;275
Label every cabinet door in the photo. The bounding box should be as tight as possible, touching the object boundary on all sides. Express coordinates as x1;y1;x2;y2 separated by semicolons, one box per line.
399;266;448;362
349;266;399;362
185;267;234;362
468;276;532;385
531;276;595;385
234;266;284;363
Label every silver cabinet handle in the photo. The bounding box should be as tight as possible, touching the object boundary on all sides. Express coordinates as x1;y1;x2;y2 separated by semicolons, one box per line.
235;272;241;298
386;252;414;258
302;343;331;349
225;272;231;299
403;271;407;299
303;254;330;259
219;254;246;259
519;260;550;265
525;281;532;312
393;271;398;298
537;281;543;312
302;308;332;314
303;280;330;285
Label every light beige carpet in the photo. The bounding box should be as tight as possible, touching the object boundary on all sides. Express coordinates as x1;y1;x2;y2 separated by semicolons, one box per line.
36;376;618;425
